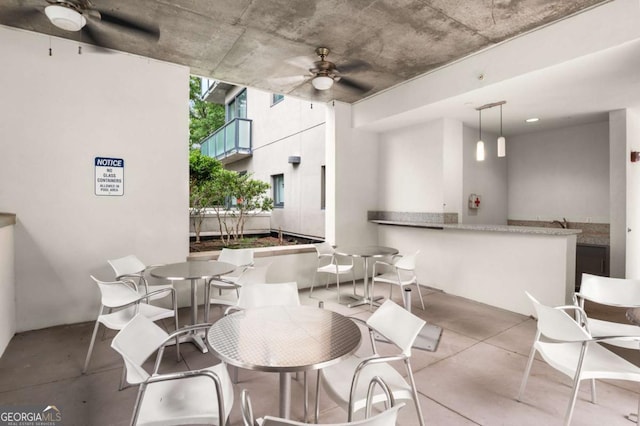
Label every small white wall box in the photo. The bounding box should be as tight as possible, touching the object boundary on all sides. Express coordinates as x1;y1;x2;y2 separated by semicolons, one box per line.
288;156;301;164
469;194;481;209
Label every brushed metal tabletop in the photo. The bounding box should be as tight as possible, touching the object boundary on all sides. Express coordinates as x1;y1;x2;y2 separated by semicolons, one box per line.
334;246;398;308
150;261;235;281
207;305;361;373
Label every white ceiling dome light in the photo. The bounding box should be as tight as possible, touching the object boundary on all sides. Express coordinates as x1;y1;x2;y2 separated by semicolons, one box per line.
45;4;87;32
311;75;334;91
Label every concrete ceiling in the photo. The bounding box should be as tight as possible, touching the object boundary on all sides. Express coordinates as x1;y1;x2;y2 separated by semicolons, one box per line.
0;0;610;106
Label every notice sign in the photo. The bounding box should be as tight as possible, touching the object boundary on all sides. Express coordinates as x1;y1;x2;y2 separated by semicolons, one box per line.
95;157;124;196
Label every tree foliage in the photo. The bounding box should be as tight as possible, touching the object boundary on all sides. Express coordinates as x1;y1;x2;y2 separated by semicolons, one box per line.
189;76;225;149
189;150;273;245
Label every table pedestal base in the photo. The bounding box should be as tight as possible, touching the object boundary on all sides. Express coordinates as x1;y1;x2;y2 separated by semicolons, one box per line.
165;331;209;353
280;372;291;419
347;295;384;308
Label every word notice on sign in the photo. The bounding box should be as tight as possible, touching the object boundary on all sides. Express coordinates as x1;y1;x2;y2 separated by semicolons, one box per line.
95;157;124;196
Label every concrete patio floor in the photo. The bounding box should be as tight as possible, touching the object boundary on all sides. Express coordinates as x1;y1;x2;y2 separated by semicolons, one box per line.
1;282;639;425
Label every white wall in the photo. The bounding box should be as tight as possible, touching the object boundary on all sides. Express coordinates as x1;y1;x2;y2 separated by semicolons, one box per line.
462;126;508;225
0;224;15;354
625;108;640;278
507;121;610;223
0;26;189;331
378;121;445;212
326;102;379;249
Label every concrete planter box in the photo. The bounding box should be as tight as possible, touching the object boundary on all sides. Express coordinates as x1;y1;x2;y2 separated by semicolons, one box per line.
190;210;271;237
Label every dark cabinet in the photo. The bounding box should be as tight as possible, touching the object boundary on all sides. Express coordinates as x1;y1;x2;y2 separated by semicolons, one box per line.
575;244;609;290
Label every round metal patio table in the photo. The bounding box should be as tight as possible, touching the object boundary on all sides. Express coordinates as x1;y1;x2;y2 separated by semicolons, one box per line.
150;261;234;352
207;305;361;419
334;246;399;308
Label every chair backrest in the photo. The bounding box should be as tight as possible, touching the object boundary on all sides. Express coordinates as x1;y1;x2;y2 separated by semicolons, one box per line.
236;263;272;285
314;242;335;257
579;273;640;307
242;376;405;426
237;282;300;309
366;300;425;357
111;314;169;384
218;248;254;268
393;251;419;271
525;291;591;342
90;275;141;308
108;255;146;278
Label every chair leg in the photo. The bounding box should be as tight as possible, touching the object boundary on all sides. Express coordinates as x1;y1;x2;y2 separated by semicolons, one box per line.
406;360;425;426
336;274;341;304
204;281;211;323
351;270;357;296
304;372;309;422
415;282;426;310
82;319;101;374
310;272;317;296
590;379;597;404
565;377;582;426
118;363;128;391
517;334;539;401
315;370;322;424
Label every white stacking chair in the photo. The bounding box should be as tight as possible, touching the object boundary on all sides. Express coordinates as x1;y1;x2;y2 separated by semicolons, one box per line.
82;276;179;385
518;291;640;426
204;262;272;322
111;314;234;426
234;281;301;310
108;255;173;302
316;300;426;426
242;376;404;426
206;248;254;299
371;251;424;310
310;242;356;304
574;273;640;349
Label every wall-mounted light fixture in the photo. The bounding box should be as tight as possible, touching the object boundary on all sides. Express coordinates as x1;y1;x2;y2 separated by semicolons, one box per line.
475;100;507;161
288;156;301;165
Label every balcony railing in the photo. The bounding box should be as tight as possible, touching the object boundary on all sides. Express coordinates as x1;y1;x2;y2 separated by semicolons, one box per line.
199;118;252;164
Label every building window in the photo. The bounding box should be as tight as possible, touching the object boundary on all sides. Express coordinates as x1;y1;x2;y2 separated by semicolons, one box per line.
320;165;326;210
272;174;284;208
227;89;247;121
271;93;284;106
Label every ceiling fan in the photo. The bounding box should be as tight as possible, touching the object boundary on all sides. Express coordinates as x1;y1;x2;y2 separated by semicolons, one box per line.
274;47;373;94
3;0;159;48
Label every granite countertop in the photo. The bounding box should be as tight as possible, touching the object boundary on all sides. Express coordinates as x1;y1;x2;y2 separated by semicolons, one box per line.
0;213;16;228
370;220;582;236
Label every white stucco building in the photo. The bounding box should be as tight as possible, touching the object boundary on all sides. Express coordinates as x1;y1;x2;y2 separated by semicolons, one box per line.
198;83;327;240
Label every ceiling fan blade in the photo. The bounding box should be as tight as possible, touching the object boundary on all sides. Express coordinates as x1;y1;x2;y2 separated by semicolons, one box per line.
336;59;371;74
336;76;373;94
94;9;160;40
81;24;112;52
284;55;316;71
0;7;43;26
269;75;309;86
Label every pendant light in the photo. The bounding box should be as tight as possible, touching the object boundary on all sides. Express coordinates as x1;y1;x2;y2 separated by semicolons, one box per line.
497;103;506;157
476;109;485;161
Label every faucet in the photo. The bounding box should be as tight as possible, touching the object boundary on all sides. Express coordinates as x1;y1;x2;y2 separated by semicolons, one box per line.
551;218;568;229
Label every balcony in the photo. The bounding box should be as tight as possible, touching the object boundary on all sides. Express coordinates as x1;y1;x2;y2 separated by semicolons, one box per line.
199;117;252;165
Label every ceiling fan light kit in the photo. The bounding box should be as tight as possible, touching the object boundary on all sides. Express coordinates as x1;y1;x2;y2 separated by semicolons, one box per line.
311;75;333;90
45;4;86;31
